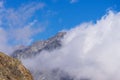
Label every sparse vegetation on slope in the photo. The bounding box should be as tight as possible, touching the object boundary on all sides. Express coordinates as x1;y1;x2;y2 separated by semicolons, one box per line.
0;52;33;80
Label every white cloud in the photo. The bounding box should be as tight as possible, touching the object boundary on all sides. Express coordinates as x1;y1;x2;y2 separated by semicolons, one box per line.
22;11;120;80
0;1;3;8
0;2;45;54
0;27;12;54
70;0;78;4
12;21;37;45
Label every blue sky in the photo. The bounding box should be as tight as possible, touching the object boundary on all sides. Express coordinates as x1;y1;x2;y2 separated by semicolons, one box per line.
1;0;120;79
1;0;120;44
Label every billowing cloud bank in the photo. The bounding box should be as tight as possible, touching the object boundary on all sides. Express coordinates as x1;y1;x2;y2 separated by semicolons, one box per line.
22;11;120;80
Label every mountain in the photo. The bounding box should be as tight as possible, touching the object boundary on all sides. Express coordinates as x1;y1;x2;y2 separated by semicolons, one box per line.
0;52;33;80
11;31;84;80
12;32;66;59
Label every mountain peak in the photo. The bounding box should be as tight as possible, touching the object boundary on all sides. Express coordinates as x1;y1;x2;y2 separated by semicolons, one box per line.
12;31;66;59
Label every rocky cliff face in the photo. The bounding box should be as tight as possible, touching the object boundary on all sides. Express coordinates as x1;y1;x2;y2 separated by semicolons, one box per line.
0;52;33;80
12;32;66;59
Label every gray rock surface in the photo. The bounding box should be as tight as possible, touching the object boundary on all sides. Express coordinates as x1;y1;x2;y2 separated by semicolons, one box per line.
12;32;66;59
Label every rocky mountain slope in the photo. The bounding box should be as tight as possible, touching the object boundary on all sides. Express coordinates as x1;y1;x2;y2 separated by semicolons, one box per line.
12;32;66;59
0;52;33;80
11;32;78;80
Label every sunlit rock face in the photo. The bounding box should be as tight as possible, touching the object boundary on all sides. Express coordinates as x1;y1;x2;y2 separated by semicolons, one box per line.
0;52;33;80
12;32;66;59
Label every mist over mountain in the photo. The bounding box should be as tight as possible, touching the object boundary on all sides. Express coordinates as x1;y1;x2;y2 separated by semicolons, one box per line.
11;11;120;80
12;31;68;80
12;31;66;59
0;0;120;80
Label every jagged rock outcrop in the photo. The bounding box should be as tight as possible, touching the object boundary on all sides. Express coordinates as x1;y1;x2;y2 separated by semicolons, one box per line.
12;32;66;59
0;52;33;80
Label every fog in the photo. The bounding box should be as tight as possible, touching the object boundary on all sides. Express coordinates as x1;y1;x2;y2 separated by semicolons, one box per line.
22;11;120;80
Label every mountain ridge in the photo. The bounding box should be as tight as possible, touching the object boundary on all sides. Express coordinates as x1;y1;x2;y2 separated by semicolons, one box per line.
11;31;81;80
12;31;66;59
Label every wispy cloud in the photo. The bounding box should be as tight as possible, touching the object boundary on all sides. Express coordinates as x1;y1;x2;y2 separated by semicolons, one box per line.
0;1;3;8
0;1;45;54
70;0;78;4
0;27;12;54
